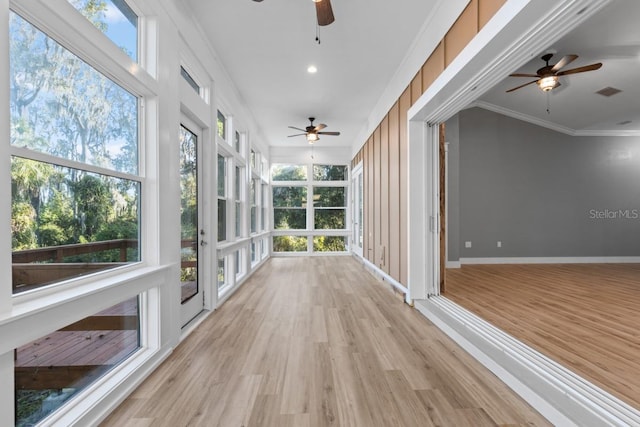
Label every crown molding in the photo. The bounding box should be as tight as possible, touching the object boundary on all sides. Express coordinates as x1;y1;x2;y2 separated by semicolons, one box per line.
471;100;640;137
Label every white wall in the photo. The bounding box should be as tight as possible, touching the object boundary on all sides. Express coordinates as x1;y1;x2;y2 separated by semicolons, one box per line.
0;0;269;424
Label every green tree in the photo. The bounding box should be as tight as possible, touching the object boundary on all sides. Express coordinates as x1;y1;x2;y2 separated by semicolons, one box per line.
271;164;307;181
69;174;112;239
10;4;139;254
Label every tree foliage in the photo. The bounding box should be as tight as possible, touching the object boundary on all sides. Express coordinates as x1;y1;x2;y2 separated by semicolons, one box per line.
9;3;139;261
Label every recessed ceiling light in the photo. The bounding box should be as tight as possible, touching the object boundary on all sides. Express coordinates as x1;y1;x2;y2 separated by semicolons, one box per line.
307;65;318;74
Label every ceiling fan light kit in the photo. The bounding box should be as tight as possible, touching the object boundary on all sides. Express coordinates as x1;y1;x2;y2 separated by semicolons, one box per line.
538;75;560;92
288;117;341;144
507;53;602;93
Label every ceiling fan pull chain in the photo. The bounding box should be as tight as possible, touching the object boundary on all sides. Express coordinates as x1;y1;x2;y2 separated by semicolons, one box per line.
316;24;321;44
546;91;551;115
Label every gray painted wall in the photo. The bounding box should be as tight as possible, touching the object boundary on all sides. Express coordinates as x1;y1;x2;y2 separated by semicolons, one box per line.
449;107;640;259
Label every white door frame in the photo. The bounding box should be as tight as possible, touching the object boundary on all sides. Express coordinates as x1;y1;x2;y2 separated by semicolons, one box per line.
180;115;208;326
406;0;610;300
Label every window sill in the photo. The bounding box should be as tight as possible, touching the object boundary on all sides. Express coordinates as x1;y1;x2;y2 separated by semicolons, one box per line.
0;264;171;354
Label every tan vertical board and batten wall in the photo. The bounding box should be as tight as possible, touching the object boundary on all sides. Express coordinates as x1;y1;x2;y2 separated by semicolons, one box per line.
373;126;381;267
380;116;390;273
388;102;401;281
398;88;410;285
353;0;506;287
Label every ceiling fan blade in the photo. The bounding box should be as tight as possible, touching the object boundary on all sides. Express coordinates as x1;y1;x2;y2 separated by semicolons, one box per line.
314;123;327;131
317;131;340;136
288;126;307;132
288;133;306;137
556;63;602;76
506;80;539;93
252;0;263;2
316;0;335;26
509;73;540;78
551;54;578;72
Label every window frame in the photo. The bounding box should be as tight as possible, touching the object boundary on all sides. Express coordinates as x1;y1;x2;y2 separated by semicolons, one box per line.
270;163;350;255
7;2;160;300
2;4;165;422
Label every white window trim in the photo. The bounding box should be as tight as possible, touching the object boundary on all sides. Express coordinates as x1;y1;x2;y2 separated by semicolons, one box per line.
271;163;350;254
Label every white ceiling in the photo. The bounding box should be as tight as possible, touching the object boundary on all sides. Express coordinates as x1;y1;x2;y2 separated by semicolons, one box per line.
478;0;640;135
181;0;441;148
182;0;640;151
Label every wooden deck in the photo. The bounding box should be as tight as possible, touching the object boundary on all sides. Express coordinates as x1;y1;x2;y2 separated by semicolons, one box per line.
444;263;640;411
102;257;549;427
16;298;140;390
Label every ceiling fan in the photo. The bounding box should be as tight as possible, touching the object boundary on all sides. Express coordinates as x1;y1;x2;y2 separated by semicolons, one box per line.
288;117;340;144
252;0;335;26
506;53;602;93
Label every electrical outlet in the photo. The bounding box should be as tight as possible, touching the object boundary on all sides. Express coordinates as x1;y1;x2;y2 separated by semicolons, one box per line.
497;241;502;248
464;241;472;248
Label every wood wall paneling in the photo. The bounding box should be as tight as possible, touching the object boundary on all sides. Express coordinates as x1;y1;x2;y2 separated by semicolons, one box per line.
478;0;506;29
410;70;423;104
373;126;382;269
421;42;445;93
380;115;390;273
398;88;411;286
388;102;401;282
444;0;479;67
351;0;507;288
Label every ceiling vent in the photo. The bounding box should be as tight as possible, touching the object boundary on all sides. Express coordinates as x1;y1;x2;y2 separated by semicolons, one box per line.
596;87;622;97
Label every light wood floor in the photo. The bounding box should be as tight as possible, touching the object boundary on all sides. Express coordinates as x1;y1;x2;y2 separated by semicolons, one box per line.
102;257;549;427
445;263;640;411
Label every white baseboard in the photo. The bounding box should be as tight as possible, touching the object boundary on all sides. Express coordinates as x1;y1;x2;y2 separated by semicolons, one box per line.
459;256;640;265
352;253;410;300
415;297;640;427
446;260;461;268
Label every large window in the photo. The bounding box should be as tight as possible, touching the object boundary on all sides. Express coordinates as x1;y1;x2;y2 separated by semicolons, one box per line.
314;186;346;229
67;0;138;62
235;166;243;237
10;11;141;293
273;186;307;230
271;163;349;253
217;110;226;141
15;296;140;426
217;154;227;242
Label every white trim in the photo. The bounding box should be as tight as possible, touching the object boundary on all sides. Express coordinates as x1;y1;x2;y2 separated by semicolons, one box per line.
471;101;640;137
406;0;628;423
1;265;169;353
415;297;640;426
354;253;409;298
408;0;611;124
459;256;640;265
446;261;461;268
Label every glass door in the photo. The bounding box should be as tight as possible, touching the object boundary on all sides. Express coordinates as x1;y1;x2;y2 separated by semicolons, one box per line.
180;121;205;325
352;164;364;257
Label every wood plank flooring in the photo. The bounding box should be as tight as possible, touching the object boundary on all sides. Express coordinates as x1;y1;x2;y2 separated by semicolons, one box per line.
445;263;640;411
101;257;549;427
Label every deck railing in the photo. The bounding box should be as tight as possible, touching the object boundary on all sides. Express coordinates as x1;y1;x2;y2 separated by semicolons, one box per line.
12;239;196;293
